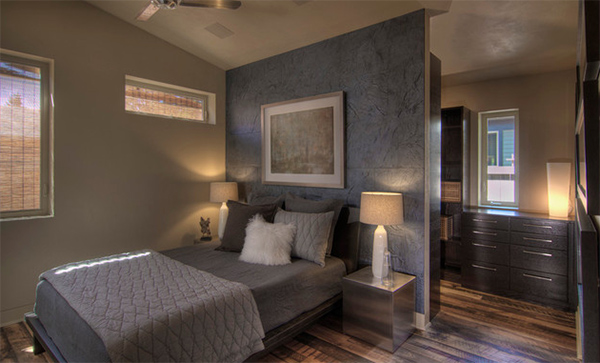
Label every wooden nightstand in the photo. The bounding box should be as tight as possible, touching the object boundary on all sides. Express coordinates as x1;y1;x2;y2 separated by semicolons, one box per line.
342;267;415;352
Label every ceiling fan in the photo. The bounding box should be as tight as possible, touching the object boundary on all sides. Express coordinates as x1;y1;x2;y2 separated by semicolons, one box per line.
136;0;241;21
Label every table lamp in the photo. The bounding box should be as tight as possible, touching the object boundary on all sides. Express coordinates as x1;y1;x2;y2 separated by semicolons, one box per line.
547;162;571;217
359;192;404;278
210;182;238;239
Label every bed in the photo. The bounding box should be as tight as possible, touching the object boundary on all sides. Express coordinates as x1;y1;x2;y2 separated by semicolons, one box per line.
25;200;360;362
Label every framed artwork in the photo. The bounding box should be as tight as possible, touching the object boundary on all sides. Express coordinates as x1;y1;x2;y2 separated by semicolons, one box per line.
261;91;345;188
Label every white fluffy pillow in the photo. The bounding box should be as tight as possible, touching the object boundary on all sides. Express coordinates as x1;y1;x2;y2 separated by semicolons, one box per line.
239;214;296;266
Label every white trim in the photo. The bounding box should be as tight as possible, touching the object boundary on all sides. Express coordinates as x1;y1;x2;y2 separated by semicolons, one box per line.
478;109;519;208
0;49;55;221
1;303;33;327
415;312;429;330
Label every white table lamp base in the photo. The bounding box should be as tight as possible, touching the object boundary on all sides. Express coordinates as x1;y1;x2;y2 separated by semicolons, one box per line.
218;202;229;240
372;225;389;278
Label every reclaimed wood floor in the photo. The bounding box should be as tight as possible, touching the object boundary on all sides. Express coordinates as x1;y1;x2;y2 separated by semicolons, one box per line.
1;279;576;363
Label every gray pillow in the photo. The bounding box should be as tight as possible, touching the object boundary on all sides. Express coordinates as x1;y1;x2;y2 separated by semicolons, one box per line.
248;193;285;209
216;201;277;252
284;194;343;255
274;209;334;267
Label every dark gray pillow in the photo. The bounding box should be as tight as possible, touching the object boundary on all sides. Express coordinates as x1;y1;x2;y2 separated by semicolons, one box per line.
274;209;334;267
216;201;277;252
284;194;343;255
248;193;285;209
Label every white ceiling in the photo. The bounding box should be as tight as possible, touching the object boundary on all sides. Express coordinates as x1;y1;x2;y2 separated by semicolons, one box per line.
87;0;579;85
432;0;579;85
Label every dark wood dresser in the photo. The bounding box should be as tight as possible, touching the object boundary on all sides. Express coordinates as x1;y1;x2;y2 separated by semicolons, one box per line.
461;208;576;311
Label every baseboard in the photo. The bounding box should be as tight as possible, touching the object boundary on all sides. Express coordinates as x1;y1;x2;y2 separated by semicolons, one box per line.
415;312;429;330
1;304;33;327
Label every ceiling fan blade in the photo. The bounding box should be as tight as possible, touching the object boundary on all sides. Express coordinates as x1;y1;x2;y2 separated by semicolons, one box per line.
136;1;161;21
179;0;241;10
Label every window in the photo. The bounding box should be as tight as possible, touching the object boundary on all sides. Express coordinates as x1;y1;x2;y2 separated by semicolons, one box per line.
479;109;519;208
125;75;213;123
0;50;53;220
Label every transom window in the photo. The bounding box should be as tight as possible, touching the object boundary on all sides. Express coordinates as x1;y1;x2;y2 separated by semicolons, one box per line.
0;50;53;220
479;109;519;208
125;75;212;123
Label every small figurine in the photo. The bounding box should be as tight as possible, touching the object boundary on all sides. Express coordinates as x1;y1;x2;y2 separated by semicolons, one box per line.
199;217;212;241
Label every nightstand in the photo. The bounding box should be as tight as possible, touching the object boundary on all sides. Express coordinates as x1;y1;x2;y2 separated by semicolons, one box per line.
342;267;415;352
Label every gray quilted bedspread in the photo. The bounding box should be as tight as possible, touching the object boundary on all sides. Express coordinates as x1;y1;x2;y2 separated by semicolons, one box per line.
40;250;265;362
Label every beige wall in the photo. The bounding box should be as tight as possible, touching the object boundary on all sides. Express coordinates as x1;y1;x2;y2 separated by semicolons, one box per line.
0;1;226;325
442;70;576;214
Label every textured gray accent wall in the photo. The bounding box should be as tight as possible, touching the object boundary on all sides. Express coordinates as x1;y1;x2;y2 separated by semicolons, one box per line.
226;10;429;313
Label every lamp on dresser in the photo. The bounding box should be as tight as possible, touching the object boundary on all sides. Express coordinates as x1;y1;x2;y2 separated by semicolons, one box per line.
359;192;404;279
547;162;571;217
210;182;238;239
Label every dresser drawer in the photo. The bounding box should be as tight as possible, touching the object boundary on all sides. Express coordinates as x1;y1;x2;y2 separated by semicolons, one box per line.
511;232;568;251
463;213;509;230
463;240;509;265
510;267;568;302
462;228;510;243
510;245;568;276
462;261;509;293
510;218;568;236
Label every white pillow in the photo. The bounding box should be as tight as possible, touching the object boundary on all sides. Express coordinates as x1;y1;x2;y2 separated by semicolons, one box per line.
239;214;296;266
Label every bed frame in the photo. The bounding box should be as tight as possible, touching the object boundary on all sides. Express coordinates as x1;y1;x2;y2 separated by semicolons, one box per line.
25;208;361;362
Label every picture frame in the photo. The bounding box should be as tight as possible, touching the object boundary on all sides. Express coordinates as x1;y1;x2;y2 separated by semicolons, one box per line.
261;91;345;188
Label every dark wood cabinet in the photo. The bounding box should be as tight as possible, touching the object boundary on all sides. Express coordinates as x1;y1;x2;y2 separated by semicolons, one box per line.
462;208;575;311
440;107;470;269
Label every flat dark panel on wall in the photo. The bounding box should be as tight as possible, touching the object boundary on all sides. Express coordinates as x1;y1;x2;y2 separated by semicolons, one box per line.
430;53;442;321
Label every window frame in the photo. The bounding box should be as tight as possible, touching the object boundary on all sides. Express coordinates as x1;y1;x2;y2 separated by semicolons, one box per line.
0;49;54;221
478;109;519;209
124;75;213;124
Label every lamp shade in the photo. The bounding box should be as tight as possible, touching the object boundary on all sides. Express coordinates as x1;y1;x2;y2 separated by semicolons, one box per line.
359;192;404;225
210;182;238;203
547;162;571;217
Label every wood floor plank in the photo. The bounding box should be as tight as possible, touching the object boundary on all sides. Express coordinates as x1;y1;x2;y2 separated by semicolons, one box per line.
440;305;576;354
306;324;395;363
405;334;495;363
1;327;18;362
294;332;373;363
2;323;49;363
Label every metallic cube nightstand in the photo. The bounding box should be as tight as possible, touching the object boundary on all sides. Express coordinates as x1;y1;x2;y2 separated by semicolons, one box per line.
342;267;415;352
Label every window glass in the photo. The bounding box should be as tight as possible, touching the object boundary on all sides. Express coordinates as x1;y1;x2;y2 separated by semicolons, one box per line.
479;110;519;208
125;76;209;123
0;51;52;219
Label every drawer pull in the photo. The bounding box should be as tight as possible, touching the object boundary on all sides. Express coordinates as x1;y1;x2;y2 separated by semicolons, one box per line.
473;231;498;236
472;243;497;249
472;264;497;272
523;223;553;229
473;219;498;224
523;237;553;243
523;250;553;257
523;273;553;282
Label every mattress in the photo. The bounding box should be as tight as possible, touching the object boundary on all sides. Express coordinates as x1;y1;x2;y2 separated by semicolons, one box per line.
34;240;346;362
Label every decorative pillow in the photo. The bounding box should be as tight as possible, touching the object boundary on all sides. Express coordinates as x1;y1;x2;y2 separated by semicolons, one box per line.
216;201;277;252
284;194;343;255
248;193;285;209
239;214;296;266
274;209;334;267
